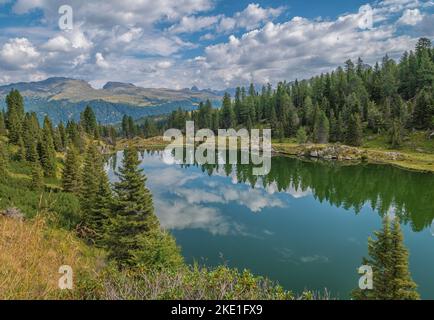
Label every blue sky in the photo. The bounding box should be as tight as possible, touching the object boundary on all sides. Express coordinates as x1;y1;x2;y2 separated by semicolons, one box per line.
0;0;433;89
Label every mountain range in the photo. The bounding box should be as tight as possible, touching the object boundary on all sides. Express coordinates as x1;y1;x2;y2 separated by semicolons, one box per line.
0;77;223;124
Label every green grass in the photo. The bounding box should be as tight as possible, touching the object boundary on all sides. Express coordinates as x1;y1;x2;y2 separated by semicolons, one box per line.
363;131;434;154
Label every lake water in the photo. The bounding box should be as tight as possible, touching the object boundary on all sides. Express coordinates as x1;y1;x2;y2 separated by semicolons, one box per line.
107;150;434;299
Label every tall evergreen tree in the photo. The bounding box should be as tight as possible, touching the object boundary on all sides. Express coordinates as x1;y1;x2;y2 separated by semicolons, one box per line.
39;116;57;177
5;89;24;144
30;163;44;191
0;142;8;181
80;106;97;135
346;113;363;146
352;217;419;300
108;146;160;266
313;110;330;143
62;145;81;193
220;93;235;129
413;88;433;129
0;112;6;136
79;144;111;245
389;218;420;300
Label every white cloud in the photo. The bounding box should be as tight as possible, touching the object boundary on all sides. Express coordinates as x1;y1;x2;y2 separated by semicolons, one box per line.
43;35;71;52
191;6;418;88
217;3;285;33
156;60;173;69
398;8;424;25
95;52;109;68
0;38;40;70
169;15;221;34
169;3;284;35
0;1;431;88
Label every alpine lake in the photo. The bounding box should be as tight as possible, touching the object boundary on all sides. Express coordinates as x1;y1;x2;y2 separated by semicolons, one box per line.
107;149;434;299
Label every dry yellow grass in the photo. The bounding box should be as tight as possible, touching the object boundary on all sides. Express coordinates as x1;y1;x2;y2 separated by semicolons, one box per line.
0;215;102;300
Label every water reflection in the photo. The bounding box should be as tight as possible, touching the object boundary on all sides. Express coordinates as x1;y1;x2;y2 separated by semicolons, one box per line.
107;150;434;298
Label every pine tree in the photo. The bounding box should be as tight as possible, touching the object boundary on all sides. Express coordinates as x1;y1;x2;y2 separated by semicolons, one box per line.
0;142;8;181
220;93;235;129
26;139;39;163
39;116;57;177
313;110;329;143
0;112;6;136
107;146;160;266
80;106;97;135
6;89;24;144
62;145;81;193
58;122;67;149
296;127;308;144
88;168;112;247
352;217;419;300
17;136;26;161
389;119;404;148
79;144;111;245
413;88;433;129
346;113;363;146
390;218;420;300
30;163;44;191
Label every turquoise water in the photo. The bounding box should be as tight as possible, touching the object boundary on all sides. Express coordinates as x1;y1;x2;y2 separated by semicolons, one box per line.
108;150;434;299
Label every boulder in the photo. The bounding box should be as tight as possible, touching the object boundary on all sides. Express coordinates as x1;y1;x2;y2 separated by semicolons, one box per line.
0;207;25;220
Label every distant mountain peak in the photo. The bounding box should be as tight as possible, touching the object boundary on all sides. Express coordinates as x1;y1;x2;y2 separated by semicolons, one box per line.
103;81;136;90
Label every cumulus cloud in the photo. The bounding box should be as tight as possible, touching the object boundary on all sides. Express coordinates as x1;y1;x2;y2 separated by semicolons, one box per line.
218;3;285;32
95;52;109;68
169;15;221;34
0;1;432;88
191;6;418;88
398;8;424;25
0;38;40;70
169;3;284;35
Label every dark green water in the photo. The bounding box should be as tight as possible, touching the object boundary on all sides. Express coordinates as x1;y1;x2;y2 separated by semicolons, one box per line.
108;150;434;299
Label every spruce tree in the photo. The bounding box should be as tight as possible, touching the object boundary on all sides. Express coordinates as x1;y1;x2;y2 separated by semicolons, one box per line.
389;119;404;148
220;93;235;129
0;112;6;136
80;106;97;135
296;127;308;144
88;168;112;246
0;142;8;181
39;116;57;177
390;218;420;300
346;113;363;146
30;163;44;191
108;146;160;266
17;136;26;161
62;145;81;193
413;88;433;129
6;89;24;144
79;144;111;245
313;110;330;143
352;217;420;300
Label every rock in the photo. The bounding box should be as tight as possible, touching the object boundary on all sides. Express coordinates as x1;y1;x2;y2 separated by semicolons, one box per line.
0;207;25;220
310;150;319;158
385;152;404;161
